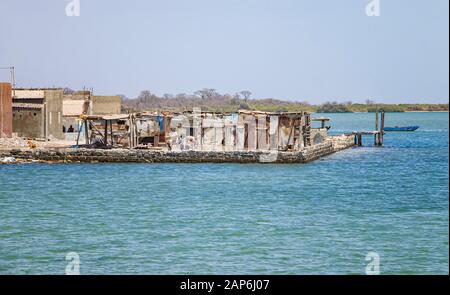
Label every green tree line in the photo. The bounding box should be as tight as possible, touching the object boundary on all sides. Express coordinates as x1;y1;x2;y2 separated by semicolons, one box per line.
120;89;449;113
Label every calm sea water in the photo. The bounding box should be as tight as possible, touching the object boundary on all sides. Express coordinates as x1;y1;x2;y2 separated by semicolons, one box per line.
0;112;448;274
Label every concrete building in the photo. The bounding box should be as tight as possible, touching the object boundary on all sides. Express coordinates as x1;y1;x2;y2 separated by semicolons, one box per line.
0;83;13;138
63;91;90;117
62;90;91;142
62;91;90;132
62;93;121;118
12;88;64;140
61;92;121;142
91;95;121;115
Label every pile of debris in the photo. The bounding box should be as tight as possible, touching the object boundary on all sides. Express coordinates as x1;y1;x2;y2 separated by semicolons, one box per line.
1;156;16;164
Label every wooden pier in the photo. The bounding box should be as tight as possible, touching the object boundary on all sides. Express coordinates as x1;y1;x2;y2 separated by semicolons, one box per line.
353;110;385;147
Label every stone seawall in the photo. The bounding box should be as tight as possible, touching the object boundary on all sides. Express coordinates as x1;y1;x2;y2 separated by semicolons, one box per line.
1;135;355;164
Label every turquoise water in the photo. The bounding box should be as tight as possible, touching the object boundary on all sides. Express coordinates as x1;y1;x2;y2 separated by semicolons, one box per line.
0;112;448;274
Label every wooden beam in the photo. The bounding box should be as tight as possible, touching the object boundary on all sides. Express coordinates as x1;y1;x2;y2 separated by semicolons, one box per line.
375;111;379;132
84;120;89;145
104;120;108;146
76;120;82;146
129;117;134;148
380;111;385;146
89;122;105;144
110;120;114;146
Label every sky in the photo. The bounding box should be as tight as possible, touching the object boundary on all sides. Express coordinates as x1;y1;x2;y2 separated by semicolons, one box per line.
0;0;448;103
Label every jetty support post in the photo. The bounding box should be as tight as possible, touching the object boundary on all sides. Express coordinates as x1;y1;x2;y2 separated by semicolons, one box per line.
76;119;82;146
135;117;139;147
110;120;114;146
104;119;108;147
128;116;133;148
380;111;385;146
84;119;89;145
375;111;379;146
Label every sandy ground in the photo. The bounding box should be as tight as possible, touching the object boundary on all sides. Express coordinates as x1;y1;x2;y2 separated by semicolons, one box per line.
0;136;76;151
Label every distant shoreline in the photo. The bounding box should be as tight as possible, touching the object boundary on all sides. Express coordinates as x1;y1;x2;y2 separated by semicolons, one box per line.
316;111;449;114
404;111;449;113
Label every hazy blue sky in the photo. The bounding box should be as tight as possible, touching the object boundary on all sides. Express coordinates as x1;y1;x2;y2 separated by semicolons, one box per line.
0;0;448;103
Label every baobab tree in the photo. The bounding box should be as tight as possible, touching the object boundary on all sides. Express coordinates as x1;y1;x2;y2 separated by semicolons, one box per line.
194;88;218;100
240;90;252;101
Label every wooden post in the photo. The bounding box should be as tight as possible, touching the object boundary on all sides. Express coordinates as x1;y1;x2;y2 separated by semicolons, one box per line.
104;120;108;146
375;111;379;146
375;111;379;131
76;120;82;146
129;116;133;148
130;115;137;148
286;118;294;151
110;120;114;146
130;116;133;148
358;133;362;146
134;117;138;147
84;120;89;145
380;111;385;146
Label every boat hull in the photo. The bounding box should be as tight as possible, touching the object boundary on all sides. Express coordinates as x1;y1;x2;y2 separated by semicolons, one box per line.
384;126;420;132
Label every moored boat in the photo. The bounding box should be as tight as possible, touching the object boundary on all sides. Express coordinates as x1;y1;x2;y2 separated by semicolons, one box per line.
384;126;420;132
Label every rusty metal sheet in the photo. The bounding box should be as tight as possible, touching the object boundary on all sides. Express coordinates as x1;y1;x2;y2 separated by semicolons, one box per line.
0;83;12;137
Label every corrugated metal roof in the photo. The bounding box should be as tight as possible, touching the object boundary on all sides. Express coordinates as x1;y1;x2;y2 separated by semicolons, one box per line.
81;114;130;120
238;110;310;115
13;88;63;90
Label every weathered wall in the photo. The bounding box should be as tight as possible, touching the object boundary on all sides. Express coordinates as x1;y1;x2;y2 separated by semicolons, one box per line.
63;92;90;116
330;134;356;151
11;89;64;140
12;89;45;138
0;83;12;137
12;108;44;139
91;96;121;115
63;100;85;116
13;89;45;98
310;128;328;145
44;90;64;140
